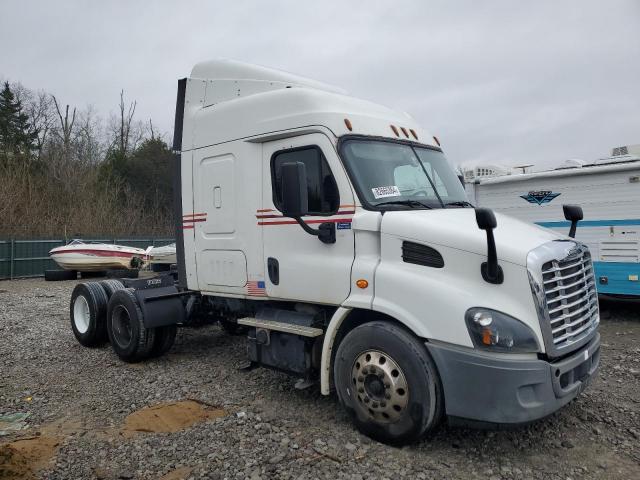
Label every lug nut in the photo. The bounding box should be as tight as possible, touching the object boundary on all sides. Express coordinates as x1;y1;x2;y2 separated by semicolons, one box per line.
364;396;370;403
358;387;364;393
385;393;391;400
358;376;364;382
372;402;379;408
380;401;387;407
384;382;390;389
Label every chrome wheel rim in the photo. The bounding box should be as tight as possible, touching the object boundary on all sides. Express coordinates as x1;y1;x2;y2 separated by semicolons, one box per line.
73;295;91;334
351;350;409;423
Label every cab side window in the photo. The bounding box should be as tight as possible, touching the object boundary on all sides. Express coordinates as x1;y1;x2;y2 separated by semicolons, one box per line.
271;146;339;215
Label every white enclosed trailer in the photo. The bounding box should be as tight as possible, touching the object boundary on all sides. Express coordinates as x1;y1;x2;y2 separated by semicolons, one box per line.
466;156;640;297
68;60;600;445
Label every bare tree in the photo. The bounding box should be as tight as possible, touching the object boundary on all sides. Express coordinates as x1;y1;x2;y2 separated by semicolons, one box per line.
117;90;136;155
74;106;105;166
52;95;76;163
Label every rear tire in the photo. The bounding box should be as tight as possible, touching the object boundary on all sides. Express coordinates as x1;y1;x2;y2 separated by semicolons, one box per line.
45;269;77;281
106;288;155;362
334;321;444;445
149;325;178;357
70;282;109;346
98;279;125;299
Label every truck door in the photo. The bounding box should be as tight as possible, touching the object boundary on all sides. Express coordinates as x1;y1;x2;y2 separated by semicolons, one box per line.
192;146;249;291
261;133;355;304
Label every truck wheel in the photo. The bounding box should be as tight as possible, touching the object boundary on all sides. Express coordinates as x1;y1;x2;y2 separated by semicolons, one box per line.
70;282;109;347
106;289;155;362
98;279;125;299
149;325;178;357
45;269;77;281
334;321;444;445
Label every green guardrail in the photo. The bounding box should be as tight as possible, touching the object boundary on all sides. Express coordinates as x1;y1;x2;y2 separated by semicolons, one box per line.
0;238;175;280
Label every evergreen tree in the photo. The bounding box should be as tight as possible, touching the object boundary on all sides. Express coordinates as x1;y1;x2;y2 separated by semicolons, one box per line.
0;81;38;159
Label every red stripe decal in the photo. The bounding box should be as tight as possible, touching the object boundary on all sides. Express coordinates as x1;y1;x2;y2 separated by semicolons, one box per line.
256;210;355;219
50;249;139;257
258;218;353;226
182;225;195;229
183;217;207;224
183;212;207;218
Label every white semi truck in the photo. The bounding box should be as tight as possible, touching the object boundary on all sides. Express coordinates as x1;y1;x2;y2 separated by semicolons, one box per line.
69;60;600;445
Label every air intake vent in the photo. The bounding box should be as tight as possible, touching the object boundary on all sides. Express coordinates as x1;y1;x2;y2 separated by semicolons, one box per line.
402;242;444;268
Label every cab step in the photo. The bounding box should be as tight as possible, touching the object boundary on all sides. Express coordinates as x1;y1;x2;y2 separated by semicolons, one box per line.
238;317;324;337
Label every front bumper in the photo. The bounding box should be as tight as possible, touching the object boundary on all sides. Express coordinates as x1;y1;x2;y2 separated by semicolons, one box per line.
426;332;600;425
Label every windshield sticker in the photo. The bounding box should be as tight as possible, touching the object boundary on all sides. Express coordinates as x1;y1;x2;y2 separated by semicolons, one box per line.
372;185;401;199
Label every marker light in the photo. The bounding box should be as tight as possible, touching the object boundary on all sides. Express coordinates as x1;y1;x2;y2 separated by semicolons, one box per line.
433;136;441;146
409;129;418;140
400;127;409;138
356;279;369;289
390;125;400;137
465;308;539;353
344;118;353;131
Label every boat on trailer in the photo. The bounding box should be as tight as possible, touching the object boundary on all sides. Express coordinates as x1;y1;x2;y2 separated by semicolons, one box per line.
49;240;147;272
148;243;177;266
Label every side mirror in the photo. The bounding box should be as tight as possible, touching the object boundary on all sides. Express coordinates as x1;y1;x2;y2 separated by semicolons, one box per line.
562;204;583;239
475;208;497;230
280;161;335;244
281;162;309;218
474;208;503;284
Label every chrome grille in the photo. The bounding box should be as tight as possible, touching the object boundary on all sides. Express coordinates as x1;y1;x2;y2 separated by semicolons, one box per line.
528;241;599;356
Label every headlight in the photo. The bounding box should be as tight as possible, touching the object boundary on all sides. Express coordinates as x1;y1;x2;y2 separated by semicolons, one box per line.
465;308;540;353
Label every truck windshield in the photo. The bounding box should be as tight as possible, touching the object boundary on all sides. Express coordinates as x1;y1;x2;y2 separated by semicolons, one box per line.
340;138;470;210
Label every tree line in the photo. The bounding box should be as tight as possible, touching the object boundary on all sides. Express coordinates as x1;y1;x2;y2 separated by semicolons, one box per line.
0;80;174;239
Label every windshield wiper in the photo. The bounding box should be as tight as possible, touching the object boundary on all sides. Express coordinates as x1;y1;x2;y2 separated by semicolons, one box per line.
443;200;474;208
375;200;433;209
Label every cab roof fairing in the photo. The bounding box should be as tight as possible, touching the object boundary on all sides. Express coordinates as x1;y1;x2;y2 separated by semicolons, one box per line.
183;82;436;151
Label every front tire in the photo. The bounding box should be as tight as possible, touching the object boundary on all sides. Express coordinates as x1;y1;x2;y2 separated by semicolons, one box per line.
334;321;444;445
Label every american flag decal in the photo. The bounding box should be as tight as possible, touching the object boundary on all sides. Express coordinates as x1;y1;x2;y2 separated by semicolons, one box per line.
247;280;266;296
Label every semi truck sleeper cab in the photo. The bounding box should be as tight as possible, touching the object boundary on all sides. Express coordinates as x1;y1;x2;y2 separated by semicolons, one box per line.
69;60;600;445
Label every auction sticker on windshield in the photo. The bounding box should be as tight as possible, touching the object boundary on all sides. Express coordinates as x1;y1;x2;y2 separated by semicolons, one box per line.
372;186;401;199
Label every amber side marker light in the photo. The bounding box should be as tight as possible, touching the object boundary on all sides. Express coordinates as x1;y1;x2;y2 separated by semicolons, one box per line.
409;129;418;140
344;118;353;131
390;125;400;137
400;127;409;138
433;136;441;146
356;279;369;289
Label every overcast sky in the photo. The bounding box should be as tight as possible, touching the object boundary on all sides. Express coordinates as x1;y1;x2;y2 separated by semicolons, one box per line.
1;0;638;168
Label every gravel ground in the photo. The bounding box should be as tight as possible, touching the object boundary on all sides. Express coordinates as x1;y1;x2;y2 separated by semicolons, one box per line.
1;278;639;480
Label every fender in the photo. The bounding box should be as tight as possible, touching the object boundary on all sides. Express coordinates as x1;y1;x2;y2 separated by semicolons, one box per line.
320;307;351;395
319;304;434;395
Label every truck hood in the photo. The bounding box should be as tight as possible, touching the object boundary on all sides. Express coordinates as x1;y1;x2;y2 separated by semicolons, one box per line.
381;209;564;267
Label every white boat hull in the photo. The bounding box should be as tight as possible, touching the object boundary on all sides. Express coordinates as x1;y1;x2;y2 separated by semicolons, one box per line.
49;244;147;272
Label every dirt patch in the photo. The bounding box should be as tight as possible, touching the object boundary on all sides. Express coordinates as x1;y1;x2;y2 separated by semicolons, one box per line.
158;466;194;480
0;435;61;480
121;400;225;437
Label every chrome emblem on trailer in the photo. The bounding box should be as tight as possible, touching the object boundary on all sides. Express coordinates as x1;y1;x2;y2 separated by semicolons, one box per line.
520;190;561;205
